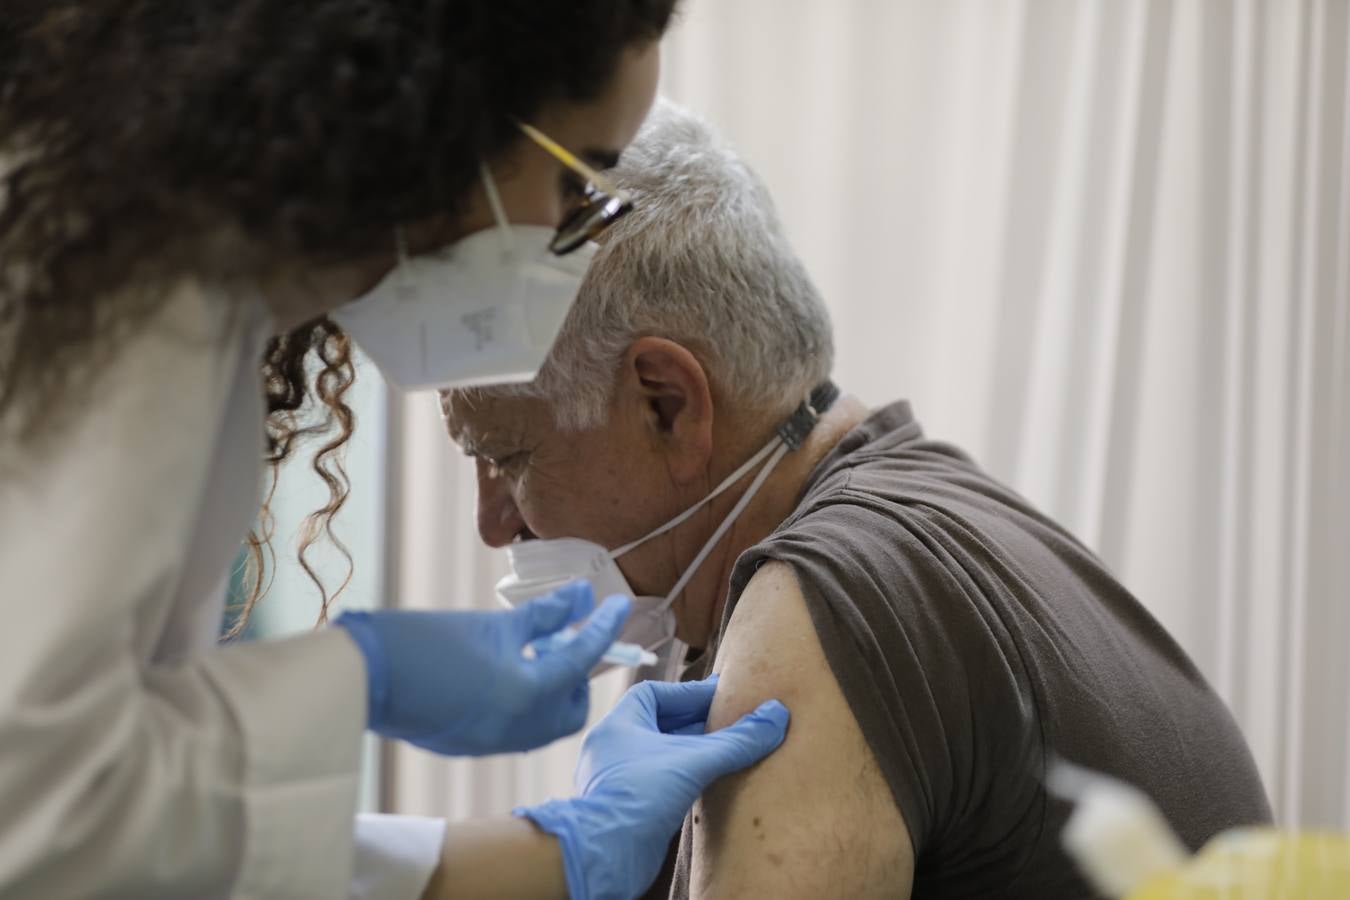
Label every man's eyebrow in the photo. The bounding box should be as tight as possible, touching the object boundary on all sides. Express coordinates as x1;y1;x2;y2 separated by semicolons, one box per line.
456;436;482;457
444;419;480;455
458;438;502;462
581;147;622;171
456;428;522;460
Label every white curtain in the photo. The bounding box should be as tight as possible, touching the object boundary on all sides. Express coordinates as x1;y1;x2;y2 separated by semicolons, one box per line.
384;0;1350;830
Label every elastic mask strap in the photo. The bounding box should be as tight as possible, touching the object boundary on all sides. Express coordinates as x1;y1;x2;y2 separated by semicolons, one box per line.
658;439;790;612
610;380;839;613
478;162;514;253
609;437;782;559
609;381;839;560
779;381;842;449
646;632;677;654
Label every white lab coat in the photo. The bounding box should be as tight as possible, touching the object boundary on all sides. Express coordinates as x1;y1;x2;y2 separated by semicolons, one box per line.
0;281;443;898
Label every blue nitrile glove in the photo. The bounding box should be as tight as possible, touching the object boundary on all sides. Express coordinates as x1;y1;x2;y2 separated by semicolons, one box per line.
336;583;630;756
516;676;790;900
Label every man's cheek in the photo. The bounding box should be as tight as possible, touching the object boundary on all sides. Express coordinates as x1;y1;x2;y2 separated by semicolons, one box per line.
517;485;583;541
523;488;614;545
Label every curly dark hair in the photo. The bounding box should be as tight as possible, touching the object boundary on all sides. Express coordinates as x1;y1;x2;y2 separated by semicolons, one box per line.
227;317;360;638
1;0;677;624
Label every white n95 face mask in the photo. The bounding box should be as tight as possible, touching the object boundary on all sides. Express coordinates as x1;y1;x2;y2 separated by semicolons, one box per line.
497;537;684;678
495;382;841;681
332;164;596;392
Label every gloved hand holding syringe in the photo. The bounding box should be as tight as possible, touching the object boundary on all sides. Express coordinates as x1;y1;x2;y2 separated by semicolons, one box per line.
531;620;659;668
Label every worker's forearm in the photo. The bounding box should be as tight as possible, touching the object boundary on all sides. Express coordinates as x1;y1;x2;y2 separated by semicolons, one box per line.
421;816;568;900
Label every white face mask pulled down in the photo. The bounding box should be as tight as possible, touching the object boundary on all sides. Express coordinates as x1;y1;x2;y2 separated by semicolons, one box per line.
496;382;840;681
332;164;596;391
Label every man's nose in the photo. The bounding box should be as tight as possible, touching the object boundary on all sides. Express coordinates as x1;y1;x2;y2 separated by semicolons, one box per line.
475;460;528;548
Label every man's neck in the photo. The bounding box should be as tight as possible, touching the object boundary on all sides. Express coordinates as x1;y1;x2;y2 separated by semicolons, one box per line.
681;392;871;649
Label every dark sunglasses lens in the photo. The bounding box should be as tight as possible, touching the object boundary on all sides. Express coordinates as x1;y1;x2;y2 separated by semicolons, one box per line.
550;195;633;255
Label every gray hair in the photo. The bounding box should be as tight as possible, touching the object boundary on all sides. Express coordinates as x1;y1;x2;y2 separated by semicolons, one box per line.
463;99;833;430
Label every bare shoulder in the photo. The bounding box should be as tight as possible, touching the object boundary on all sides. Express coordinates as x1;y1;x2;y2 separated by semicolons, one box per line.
692;561;914;899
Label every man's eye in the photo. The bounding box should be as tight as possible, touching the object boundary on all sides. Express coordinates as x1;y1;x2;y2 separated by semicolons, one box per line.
486;452;528;479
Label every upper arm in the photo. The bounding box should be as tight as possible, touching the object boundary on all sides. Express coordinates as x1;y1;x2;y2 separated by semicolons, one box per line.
690;562;914;899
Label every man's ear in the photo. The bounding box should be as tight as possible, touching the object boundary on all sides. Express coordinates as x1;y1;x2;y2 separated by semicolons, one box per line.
621;337;714;485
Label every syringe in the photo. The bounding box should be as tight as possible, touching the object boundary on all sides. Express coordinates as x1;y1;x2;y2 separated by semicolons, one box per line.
532;628;659;669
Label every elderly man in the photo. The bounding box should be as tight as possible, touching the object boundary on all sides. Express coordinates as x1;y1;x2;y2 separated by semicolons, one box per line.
440;102;1271;899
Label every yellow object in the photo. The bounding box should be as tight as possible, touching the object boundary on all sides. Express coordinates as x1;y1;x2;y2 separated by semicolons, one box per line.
1129;829;1350;900
1051;761;1350;899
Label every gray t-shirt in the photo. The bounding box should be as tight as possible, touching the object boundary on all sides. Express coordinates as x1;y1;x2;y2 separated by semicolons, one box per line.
665;401;1270;899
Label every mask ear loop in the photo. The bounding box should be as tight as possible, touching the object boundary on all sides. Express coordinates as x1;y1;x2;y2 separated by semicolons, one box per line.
608;383;835;615
657;438;791;613
478;162;515;254
610;437;783;559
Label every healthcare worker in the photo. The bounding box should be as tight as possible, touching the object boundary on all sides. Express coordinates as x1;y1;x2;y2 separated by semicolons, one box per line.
0;3;790;899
